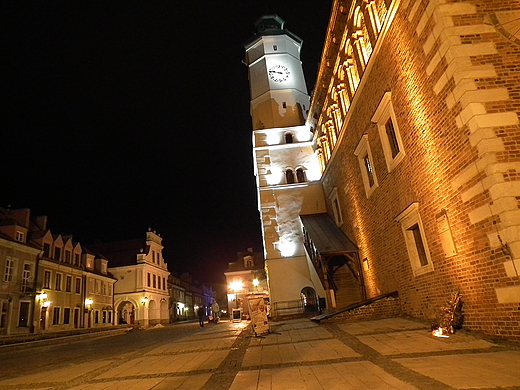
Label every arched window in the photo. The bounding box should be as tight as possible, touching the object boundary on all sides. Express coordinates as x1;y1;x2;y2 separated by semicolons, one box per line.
285;133;294;143
296;168;306;183
285;169;295;184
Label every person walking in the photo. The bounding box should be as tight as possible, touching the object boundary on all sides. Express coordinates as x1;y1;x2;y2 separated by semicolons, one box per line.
211;300;220;324
197;305;205;327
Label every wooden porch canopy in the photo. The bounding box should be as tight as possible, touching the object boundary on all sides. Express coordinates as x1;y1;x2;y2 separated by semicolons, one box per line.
300;213;365;298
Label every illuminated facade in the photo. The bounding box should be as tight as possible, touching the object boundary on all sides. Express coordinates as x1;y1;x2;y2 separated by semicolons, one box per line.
0;207;117;335
244;16;327;316
88;229;170;327
307;0;520;339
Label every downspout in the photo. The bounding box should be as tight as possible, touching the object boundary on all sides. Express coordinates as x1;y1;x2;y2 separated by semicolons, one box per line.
29;251;42;333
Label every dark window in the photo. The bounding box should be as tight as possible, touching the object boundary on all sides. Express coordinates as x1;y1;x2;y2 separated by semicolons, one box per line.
18;302;30;327
285;169;295;184
285;133;293;143
53;307;60;325
95;311;99;324
65;250;71;263
65;276;72;292
63;308;70;324
54;247;61;261
385;118;400;158
75;278;81;294
296;168;306;183
147;273;151;287
74;253;80;266
409;224;428;266
102;311;107;323
153;274;157;288
55;274;62;291
43;271;51;289
43;243;51;257
364;154;375;187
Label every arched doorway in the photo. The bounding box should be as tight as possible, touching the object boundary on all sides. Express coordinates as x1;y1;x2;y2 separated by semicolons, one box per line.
301;287;318;313
117;301;135;325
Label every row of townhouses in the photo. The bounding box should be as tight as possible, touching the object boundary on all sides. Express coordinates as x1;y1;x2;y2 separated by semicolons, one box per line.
0;206;213;335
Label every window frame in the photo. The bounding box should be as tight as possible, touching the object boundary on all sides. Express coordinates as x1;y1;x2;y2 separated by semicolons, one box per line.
372;92;405;172
329;187;344;226
395;202;434;277
354;134;379;198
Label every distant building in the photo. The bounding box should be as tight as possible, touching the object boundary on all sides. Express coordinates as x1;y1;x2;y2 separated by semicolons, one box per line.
0;207;117;335
0;208;41;334
87;229;170;327
224;248;267;318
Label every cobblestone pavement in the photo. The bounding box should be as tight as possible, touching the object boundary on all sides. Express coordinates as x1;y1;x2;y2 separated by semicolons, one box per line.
1;317;519;389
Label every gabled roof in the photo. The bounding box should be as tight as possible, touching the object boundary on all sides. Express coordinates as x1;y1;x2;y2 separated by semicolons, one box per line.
300;214;358;254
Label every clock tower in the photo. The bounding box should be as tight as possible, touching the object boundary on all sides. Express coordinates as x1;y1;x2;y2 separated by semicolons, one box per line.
244;15;327;315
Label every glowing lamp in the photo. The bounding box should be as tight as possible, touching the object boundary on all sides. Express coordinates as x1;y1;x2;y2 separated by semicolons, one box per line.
253;278;259;287
141;297;149;305
85;299;93;306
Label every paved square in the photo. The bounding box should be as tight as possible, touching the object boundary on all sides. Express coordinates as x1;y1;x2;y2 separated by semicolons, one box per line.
242;339;360;367
0;360;113;386
68;374;212;390
230;361;418;390
95;350;228;379
394;351;520;389
357;330;495;355
146;336;236;354
337;318;427;335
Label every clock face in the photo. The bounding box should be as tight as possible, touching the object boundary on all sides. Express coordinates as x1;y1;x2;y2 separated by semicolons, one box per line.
268;64;290;82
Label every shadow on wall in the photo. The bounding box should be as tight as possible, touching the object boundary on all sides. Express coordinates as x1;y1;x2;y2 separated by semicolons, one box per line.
253;98;305;130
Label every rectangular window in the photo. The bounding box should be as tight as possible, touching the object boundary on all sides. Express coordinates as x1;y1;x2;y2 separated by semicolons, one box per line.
385;118;400;158
147;273;151;287
55;274;62;291
95;311;99;324
3;257;14;282
15;231;24;242
65;250;71;263
18;302;30;327
153;274;157;288
158;277;161;290
372;92;405;172
328;187;344;226
43;243;51;257
108;311;112;324
163;278;166;290
43;270;51;289
1;302;8;328
354;134;379;198
89;279;94;293
54;247;61;260
52;307;60;325
65;276;72;292
395;202;434;276
363;154;375;187
409;224;429;267
102;311;107;323
75;278;81;294
74;253;80;266
152;251;156;263
22;264;31;292
63;308;71;324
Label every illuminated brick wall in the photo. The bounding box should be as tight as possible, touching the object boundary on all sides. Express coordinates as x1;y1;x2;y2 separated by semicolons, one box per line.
309;0;520;339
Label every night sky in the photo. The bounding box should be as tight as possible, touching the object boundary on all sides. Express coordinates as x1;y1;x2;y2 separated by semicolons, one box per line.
3;2;332;287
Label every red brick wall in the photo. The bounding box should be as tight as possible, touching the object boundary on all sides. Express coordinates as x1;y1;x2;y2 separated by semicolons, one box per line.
314;0;520;340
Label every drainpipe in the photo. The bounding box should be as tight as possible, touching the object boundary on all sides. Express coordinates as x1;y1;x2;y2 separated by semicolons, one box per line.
29;251;42;333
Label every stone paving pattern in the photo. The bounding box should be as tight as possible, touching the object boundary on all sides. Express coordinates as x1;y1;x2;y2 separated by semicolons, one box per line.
1;317;519;390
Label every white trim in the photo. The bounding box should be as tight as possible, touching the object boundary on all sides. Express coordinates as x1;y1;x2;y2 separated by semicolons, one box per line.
354;134;379;198
395;203;434;277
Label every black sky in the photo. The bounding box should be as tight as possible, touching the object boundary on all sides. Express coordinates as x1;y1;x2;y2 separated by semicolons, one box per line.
3;2;332;286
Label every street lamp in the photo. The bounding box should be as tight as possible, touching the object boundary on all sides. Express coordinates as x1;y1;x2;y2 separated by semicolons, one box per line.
253;278;259;290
